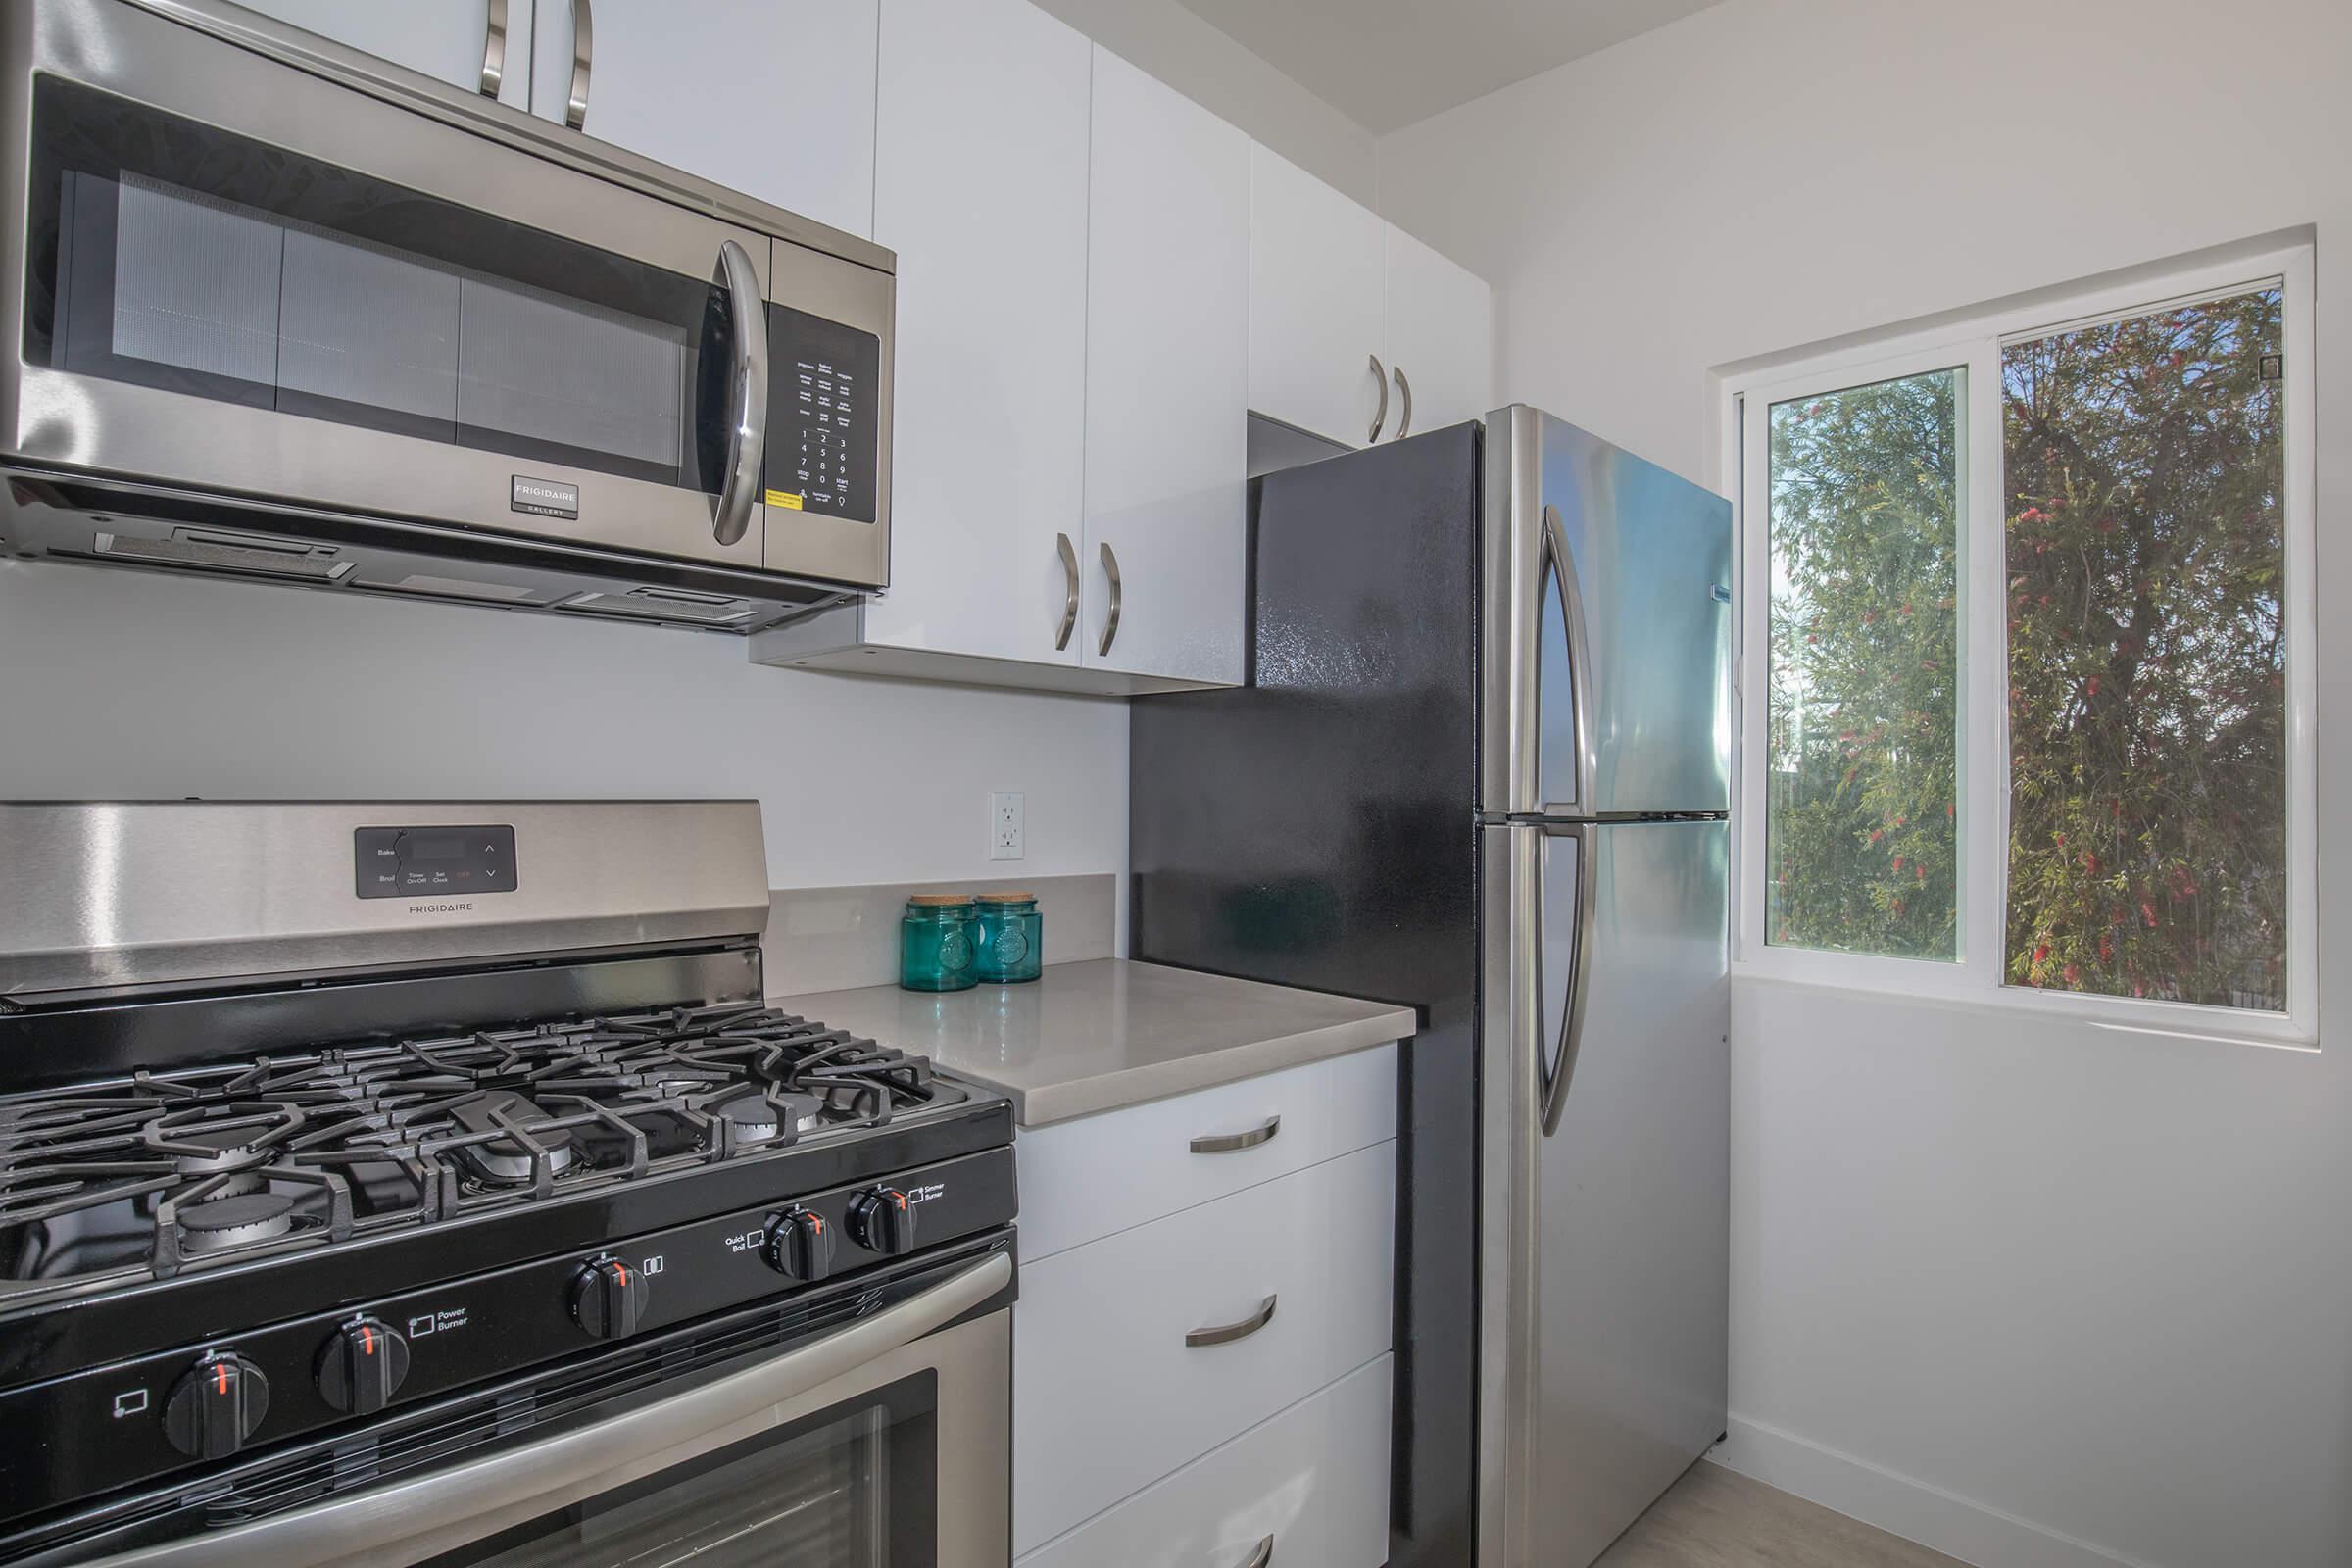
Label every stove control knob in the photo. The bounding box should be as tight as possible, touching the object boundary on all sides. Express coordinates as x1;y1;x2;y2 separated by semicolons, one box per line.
571;1256;651;1340
848;1188;916;1256
316;1316;411;1416
763;1207;838;1282
163;1351;270;1459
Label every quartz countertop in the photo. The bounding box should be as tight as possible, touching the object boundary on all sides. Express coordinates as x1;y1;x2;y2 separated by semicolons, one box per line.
775;958;1414;1126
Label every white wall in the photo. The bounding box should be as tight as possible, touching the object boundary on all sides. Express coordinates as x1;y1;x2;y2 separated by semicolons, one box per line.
1381;3;2352;1566
0;564;1127;895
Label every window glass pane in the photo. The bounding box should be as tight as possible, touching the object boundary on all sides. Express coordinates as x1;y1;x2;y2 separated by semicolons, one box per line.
2002;288;2287;1009
1767;369;1963;958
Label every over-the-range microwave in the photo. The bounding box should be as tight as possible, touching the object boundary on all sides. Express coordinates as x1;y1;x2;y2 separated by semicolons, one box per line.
0;0;892;633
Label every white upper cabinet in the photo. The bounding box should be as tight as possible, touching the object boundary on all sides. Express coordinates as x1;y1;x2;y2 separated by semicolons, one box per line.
237;0;532;110
866;0;1093;667
526;0;878;239
1248;145;1387;450
1383;223;1494;439
1081;49;1248;688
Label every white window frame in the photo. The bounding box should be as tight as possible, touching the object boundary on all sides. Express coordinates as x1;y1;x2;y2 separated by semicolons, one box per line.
1720;244;2317;1047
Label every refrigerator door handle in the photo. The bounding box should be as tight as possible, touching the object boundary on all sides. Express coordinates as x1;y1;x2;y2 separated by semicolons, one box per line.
1539;821;1596;1138
1542;502;1595;814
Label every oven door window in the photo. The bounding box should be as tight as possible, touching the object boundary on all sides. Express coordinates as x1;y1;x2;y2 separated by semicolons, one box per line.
21;76;736;494
421;1372;937;1568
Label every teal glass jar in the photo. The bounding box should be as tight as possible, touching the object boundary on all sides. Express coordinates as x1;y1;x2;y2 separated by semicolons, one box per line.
972;892;1043;983
900;895;978;992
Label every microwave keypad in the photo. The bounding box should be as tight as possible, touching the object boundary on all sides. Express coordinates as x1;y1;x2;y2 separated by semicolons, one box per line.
765;305;880;524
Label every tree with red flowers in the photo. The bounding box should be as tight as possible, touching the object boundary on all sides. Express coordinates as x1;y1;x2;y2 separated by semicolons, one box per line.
2003;288;2286;1008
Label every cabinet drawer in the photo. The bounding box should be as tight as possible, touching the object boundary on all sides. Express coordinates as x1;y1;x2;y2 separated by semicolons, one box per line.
1012;1141;1395;1553
1017;1353;1392;1568
1015;1043;1396;1260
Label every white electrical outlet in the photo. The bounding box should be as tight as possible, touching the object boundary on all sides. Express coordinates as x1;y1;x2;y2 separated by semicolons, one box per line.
989;792;1025;861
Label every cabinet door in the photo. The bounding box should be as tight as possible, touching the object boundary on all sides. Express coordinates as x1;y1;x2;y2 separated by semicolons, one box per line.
526;0;877;239
1015;1354;1393;1568
1247;145;1386;450
238;0;530;110
866;0;1092;666
1081;49;1248;687
1384;223;1494;438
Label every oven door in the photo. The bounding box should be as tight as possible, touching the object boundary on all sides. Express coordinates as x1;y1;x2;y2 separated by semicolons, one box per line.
3;0;796;575
72;1252;1010;1568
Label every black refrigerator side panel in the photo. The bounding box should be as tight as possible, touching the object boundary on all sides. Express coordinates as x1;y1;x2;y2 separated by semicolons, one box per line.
1130;421;1483;1568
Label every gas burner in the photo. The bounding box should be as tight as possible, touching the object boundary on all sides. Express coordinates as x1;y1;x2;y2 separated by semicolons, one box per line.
140;1102;301;1177
176;1191;297;1254
446;1092;576;1185
706;1088;824;1148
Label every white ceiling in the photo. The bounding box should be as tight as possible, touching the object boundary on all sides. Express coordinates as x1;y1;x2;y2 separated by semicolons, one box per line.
1174;0;1725;133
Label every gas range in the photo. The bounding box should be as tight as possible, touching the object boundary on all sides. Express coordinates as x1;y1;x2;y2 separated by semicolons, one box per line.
0;802;1017;1567
0;1004;970;1294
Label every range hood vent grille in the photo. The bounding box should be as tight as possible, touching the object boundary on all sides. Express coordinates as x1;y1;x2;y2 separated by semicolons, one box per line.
557;588;760;626
84;529;354;583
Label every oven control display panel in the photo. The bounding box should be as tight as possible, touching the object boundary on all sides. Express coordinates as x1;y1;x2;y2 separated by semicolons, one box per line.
355;825;517;900
763;304;880;524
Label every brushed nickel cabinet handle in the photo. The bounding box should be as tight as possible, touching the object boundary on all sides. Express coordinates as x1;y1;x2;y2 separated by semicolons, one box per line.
564;0;595;129
477;0;509;98
1097;540;1122;658
1367;353;1389;443
1190;1116;1280;1154
1393;364;1413;439
1186;1294;1277;1348
1054;533;1079;651
1233;1536;1275;1568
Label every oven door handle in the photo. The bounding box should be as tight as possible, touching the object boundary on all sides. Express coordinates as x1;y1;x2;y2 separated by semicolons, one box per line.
82;1250;1012;1568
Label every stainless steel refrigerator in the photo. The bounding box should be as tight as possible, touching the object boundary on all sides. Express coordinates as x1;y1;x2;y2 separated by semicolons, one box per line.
1130;406;1731;1568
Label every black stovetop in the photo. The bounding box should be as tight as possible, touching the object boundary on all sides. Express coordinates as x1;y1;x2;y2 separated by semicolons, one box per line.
0;1004;969;1295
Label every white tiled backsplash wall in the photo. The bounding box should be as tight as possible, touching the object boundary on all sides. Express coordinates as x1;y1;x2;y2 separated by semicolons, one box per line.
0;562;1129;894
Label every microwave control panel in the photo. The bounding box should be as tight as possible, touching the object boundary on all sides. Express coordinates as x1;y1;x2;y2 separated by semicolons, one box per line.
764;305;880;525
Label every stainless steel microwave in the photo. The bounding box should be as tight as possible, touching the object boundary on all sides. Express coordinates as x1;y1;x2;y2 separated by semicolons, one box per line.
0;0;892;634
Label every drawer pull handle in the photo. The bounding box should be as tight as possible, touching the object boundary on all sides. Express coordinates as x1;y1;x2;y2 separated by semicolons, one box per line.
1186;1295;1277;1348
1233;1535;1275;1568
1190;1116;1281;1154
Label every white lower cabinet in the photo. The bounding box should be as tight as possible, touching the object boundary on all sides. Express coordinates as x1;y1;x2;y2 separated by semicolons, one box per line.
1015;1043;1396;1262
1016;1352;1393;1568
1012;1124;1396;1555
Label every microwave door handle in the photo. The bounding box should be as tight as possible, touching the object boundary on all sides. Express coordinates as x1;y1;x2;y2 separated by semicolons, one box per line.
77;1250;1012;1568
710;238;768;549
477;0;508;98
1543;503;1594;812
1538;822;1595;1139
564;0;595;129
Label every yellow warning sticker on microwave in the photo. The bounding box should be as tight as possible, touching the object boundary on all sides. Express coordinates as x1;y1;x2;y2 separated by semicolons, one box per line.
764;489;805;510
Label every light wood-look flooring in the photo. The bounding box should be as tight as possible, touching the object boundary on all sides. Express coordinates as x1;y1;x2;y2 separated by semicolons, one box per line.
1593;1461;1974;1567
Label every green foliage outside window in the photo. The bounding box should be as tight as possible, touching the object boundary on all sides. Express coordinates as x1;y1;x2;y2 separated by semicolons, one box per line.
1761;288;2289;1014
1766;370;1961;960
2003;289;2286;1009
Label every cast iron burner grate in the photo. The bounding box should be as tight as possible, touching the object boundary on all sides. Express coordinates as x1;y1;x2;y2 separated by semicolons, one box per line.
0;1005;956;1287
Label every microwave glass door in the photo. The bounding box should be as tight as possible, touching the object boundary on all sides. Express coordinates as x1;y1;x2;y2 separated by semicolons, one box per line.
420;1372;939;1568
23;76;736;496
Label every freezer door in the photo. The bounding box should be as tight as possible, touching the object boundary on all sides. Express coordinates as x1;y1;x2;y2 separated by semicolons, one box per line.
1481;408;1735;817
1477;819;1729;1568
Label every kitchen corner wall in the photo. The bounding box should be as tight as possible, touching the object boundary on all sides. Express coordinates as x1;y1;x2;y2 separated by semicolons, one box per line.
0;564;1128;900
1377;3;2352;1567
